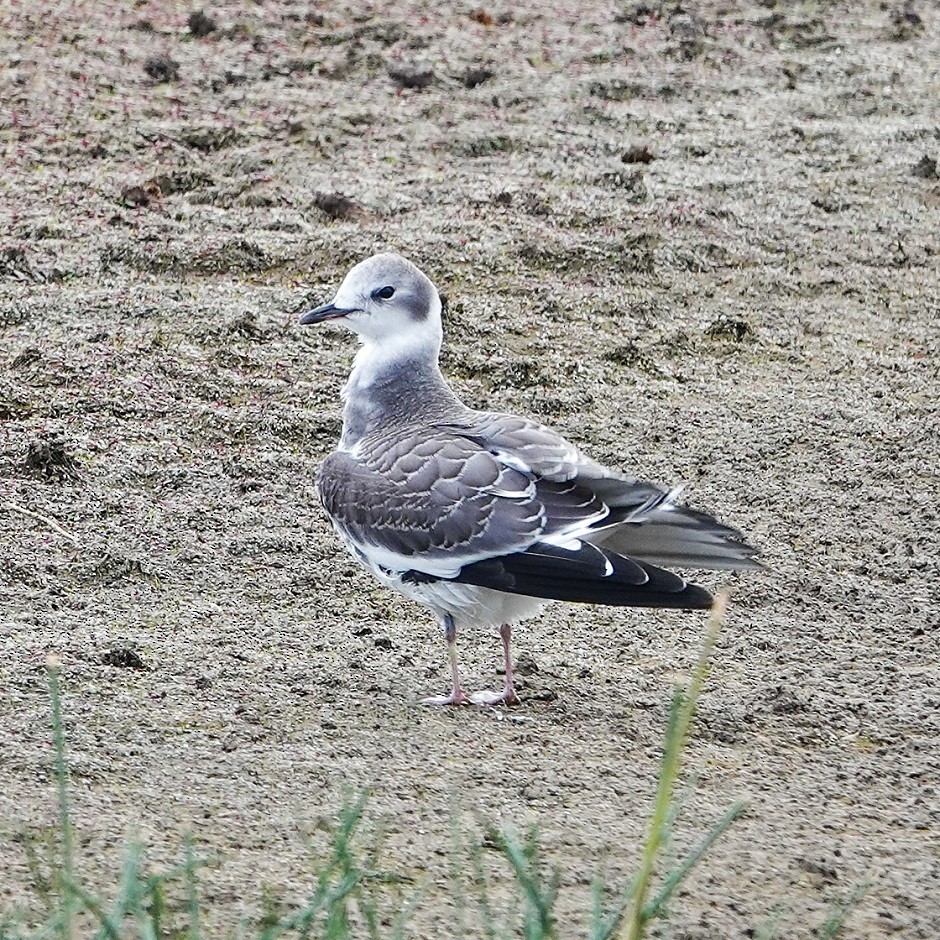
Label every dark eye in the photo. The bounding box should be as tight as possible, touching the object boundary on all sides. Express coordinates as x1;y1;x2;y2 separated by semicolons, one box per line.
373;285;395;300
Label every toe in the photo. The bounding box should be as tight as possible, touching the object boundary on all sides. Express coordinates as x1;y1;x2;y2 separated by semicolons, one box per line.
421;690;469;706
470;689;520;706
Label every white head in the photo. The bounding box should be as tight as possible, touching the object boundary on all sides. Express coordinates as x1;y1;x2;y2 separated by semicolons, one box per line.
300;253;443;353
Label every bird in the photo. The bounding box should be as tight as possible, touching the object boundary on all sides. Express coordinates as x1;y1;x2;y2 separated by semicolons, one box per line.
299;253;760;706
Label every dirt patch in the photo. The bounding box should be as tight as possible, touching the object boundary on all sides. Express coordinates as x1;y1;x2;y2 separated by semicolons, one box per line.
20;439;81;482
1;1;938;937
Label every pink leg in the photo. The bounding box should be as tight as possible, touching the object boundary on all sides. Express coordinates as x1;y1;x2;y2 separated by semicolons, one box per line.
470;624;521;706
422;614;469;706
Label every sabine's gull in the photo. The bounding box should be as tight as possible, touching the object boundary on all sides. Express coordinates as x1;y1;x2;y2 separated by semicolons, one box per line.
300;253;760;705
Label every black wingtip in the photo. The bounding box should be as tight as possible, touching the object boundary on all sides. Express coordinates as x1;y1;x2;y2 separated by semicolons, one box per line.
452;542;716;611
673;582;714;610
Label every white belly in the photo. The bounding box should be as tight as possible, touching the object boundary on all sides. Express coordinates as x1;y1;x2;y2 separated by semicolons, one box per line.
398;576;549;630
351;551;549;630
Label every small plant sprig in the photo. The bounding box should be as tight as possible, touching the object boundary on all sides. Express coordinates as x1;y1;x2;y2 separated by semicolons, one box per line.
618;592;744;940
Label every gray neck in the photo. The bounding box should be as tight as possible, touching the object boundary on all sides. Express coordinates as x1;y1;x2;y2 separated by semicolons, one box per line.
339;342;466;449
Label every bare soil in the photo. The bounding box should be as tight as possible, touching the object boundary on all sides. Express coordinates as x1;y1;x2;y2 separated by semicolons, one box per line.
1;1;938;936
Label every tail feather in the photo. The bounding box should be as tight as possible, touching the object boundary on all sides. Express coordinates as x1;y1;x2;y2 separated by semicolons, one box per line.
593;504;763;572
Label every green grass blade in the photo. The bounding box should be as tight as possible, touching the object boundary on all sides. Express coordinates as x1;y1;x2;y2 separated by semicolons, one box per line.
323;793;373;940
642;801;747;921
58;878;120;940
497;830;556;940
469;839;498;940
817;882;868;939
619;592;728;940
183;837;201;940
360;816;395;940
256;795;372;940
8;598;836;940
590;877;605;940
389;876;427;940
591;876;637;940
0;913;28;940
135;900;159;940
93;842;148;940
449;805;467;939
142;875;165;940
46;656;76;940
258;872;359;940
754;904;787;940
23;833;56;918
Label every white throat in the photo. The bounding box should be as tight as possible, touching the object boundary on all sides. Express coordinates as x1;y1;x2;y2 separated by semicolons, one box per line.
343;327;442;398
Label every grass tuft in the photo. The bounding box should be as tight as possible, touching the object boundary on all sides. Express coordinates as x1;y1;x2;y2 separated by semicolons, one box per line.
3;597;860;938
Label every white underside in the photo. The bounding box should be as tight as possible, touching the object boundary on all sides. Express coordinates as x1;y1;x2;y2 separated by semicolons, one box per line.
345;543;549;630
395;575;549;631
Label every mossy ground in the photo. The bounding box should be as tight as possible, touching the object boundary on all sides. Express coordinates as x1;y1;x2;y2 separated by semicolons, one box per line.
1;2;938;937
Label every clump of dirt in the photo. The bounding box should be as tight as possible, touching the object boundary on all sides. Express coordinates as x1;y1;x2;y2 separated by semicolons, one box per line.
889;5;924;41
181;126;242;153
622;143;655;164
313;192;369;221
23;439;79;481
121;181;162;208
0;247;41;283
10;346;41;368
911;154;938;179
705;316;754;342
148;171;215;196
101;648;148;670
603;341;667;377
515;652;539;675
614;3;662;27
461;66;493;88
387;63;434;89
469;7;495;27
188;9;218;38
143;55;179;83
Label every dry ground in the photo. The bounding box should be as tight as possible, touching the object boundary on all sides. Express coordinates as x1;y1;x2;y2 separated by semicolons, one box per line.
1;0;939;936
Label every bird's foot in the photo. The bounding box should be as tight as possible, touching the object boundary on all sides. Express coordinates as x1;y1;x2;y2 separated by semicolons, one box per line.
421;688;470;706
469;685;521;707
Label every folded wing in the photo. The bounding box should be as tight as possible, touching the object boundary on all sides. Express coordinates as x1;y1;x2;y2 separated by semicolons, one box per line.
318;413;759;609
443;412;762;572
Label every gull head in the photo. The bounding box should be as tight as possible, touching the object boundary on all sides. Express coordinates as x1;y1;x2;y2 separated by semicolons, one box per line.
300;252;442;347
